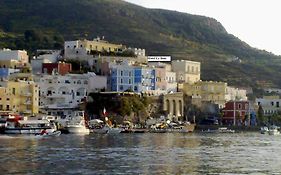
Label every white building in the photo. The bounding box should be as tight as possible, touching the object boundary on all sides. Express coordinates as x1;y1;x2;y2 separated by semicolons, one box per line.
127;47;146;56
31;50;61;74
0;49;29;65
226;86;248;101
171;60;201;84
36;73;107;117
256;96;281;116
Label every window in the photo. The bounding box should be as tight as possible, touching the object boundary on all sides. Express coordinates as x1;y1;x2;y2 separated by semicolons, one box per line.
12;88;15;95
84;80;88;85
76;92;81;96
6;105;9;110
65;80;70;84
120;71;123;76
129;72;131;76
77;80;81;84
277;102;280;108
46;90;51;95
120;85;123;90
129;79;131;84
271;102;274;106
80;44;83;47
6;98;9;101
134;86;138;91
0;105;2;110
76;51;79;54
238;103;242;109
121;79;123;83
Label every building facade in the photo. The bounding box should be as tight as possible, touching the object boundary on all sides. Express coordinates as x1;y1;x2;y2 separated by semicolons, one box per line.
0;80;39;115
256;96;281;116
226;86;248;101
64;38;123;59
171;60;201;84
42;62;72;75
222;101;250;125
37;73;107;117
0;49;28;64
110;63;156;93
179;81;227;108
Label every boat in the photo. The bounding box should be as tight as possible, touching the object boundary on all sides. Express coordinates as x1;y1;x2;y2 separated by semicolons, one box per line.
260;126;269;134
268;126;280;135
65;111;90;134
4;114;56;134
167;123;196;133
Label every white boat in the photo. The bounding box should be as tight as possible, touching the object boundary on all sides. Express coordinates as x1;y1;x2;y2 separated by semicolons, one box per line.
268;126;280;135
65;111;90;134
5;116;56;134
260;126;269;134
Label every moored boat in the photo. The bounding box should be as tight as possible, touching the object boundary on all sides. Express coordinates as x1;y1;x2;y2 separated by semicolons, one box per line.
268;126;280;135
65;111;90;134
4;114;56;134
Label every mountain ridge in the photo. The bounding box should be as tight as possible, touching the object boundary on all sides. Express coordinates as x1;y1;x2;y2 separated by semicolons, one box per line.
0;0;280;89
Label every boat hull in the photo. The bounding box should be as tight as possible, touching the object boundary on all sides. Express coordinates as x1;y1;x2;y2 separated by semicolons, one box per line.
5;128;55;134
66;126;90;134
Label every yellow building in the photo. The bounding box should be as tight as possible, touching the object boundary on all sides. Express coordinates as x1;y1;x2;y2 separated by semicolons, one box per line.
0;80;39;115
179;81;227;108
64;38;124;59
171;60;201;84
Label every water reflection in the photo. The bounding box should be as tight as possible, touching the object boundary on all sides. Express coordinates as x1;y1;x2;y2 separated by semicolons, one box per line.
0;133;281;174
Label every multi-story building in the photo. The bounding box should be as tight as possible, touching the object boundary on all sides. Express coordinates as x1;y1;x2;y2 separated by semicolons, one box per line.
148;62;177;93
37;73;107;117
0;80;39;115
171;60;201;84
64;38;123;59
256;96;281;116
0;49;29;63
110;63;156;93
179;81;227;108
222;101;250;125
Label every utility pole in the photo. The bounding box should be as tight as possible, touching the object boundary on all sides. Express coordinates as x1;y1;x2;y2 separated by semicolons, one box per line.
233;101;236;126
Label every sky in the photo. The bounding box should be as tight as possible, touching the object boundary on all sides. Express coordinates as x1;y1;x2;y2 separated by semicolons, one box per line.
125;0;281;55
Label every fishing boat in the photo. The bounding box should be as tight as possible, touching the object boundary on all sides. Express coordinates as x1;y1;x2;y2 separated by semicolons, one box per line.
4;114;56;134
65;111;90;134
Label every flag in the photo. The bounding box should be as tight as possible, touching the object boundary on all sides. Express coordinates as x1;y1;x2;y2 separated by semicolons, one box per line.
103;107;107;116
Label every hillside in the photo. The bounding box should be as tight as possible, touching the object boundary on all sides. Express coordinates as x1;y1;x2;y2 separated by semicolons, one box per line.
0;0;281;88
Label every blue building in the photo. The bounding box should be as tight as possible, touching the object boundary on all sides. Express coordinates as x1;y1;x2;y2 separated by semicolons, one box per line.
0;68;20;79
111;64;156;93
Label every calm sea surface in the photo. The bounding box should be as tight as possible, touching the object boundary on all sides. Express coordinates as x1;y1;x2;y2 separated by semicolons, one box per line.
0;132;280;174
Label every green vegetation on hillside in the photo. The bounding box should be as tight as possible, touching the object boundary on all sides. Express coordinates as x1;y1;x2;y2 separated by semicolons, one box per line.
0;0;281;88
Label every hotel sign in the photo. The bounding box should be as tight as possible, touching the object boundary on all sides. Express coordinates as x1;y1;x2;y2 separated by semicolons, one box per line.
148;56;171;62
